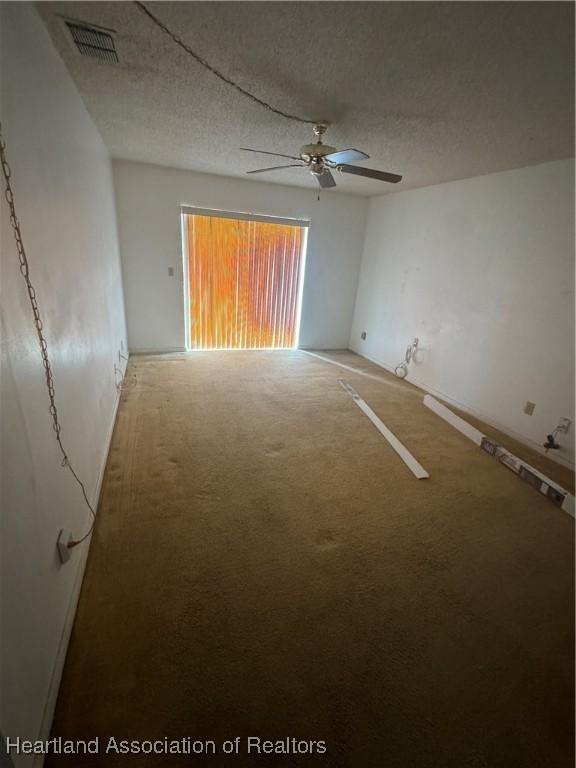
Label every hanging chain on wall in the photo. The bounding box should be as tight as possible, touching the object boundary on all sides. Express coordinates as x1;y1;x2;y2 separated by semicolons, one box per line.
134;1;318;126
0;122;96;549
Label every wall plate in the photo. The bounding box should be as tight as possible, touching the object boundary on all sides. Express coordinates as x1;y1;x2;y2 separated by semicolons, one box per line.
57;529;73;564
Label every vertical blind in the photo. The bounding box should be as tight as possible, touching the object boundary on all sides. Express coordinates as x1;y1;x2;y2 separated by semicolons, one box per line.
185;213;307;350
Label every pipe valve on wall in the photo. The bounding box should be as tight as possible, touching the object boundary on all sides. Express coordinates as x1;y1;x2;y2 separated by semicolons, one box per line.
394;338;419;379
544;418;571;453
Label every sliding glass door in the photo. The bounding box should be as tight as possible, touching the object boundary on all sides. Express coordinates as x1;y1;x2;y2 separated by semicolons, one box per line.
183;210;308;350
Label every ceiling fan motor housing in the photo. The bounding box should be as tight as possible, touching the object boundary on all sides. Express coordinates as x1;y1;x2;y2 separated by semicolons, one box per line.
300;142;337;159
300;134;337;175
301;121;335;167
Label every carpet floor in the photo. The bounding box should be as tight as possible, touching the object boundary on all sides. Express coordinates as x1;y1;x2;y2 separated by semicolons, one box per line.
48;351;574;767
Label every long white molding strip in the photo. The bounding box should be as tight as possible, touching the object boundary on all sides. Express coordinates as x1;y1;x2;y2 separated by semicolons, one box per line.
423;393;485;446
304;349;575;471
423;394;575;517
302;350;390;385
340;380;429;480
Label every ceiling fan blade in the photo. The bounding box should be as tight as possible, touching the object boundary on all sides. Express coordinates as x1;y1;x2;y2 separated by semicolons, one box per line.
324;148;369;164
338;164;402;184
246;164;303;175
240;147;301;161
317;170;336;189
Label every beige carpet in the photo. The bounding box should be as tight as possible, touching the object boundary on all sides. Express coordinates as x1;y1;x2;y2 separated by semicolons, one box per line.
49;351;574;767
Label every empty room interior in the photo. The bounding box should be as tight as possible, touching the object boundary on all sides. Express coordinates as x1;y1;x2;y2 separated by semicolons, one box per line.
1;1;575;766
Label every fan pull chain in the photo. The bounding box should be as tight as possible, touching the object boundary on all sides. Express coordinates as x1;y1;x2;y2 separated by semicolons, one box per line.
134;2;318;126
0;123;96;550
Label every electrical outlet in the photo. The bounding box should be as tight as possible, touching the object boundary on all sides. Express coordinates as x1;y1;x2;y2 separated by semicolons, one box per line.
524;401;535;416
57;529;73;564
360;331;367;340
558;418;571;433
168;266;174;277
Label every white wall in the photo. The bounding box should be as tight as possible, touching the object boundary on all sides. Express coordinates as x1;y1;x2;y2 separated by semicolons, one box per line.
0;4;127;763
351;159;575;466
113;160;368;352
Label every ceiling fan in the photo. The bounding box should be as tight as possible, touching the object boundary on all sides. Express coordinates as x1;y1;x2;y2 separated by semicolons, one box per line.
241;123;402;189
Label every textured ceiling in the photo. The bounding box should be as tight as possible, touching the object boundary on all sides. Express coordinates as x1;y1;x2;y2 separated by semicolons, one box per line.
38;1;574;196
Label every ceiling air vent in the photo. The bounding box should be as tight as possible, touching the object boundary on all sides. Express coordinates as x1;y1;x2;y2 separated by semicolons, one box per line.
65;20;119;63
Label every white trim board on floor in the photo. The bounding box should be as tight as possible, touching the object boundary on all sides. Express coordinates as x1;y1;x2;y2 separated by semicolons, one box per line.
339;379;429;480
129;346;187;354
424;394;575;518
346;348;575;471
301;350;391;385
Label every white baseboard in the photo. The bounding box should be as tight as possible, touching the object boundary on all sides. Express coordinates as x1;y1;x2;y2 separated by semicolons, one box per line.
128;346;186;354
33;384;123;767
351;348;575;471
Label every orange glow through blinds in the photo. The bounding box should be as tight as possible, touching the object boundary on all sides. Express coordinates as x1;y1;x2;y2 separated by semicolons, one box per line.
186;214;306;350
